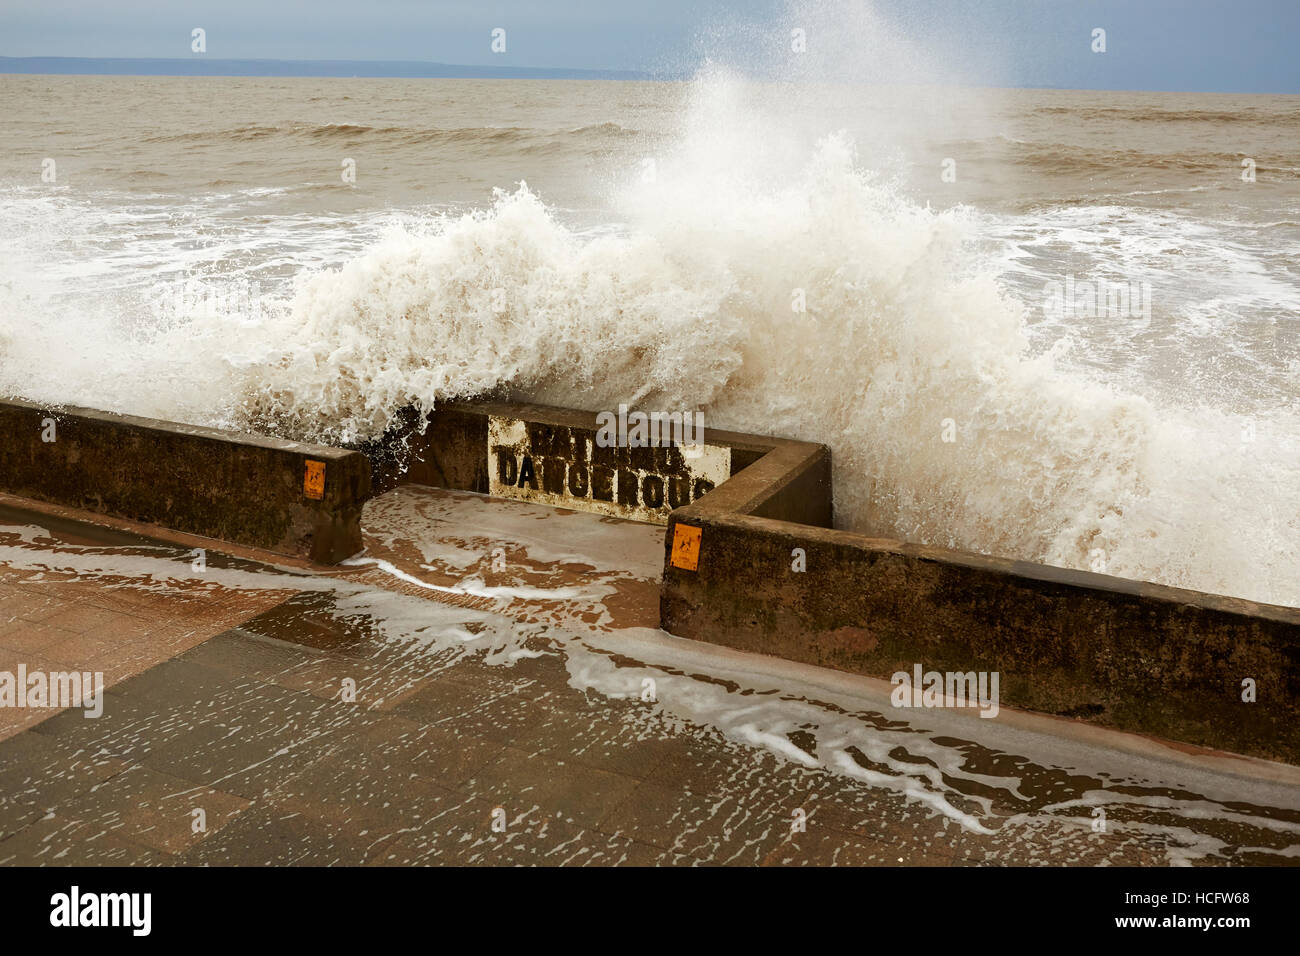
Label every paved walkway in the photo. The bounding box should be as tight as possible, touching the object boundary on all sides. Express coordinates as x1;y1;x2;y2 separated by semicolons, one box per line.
0;488;1297;865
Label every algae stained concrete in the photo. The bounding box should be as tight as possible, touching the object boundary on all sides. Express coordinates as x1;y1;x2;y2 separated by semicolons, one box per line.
0;399;371;562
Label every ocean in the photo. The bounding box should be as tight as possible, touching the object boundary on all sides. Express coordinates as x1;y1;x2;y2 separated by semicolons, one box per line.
1;72;1297;606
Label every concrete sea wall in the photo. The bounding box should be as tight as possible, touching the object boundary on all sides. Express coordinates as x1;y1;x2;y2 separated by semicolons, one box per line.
661;508;1300;764
2;394;1295;762
0;399;370;562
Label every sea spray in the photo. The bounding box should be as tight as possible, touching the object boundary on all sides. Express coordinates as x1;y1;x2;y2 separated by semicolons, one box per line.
234;135;1204;600
0;8;1295;608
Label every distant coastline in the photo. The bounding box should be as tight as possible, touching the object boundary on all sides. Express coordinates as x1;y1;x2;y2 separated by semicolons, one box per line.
0;56;675;81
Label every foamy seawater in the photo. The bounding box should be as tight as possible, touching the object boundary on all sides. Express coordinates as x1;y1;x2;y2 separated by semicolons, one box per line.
0;71;1297;606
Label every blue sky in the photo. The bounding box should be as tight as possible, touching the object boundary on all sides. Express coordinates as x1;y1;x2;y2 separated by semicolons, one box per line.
1;0;1298;92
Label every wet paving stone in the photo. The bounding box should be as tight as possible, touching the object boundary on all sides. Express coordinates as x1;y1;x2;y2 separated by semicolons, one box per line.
1;489;1296;867
0;818;164;867
466;745;645;832
389;672;564;744
317;714;508;789
175;805;385;867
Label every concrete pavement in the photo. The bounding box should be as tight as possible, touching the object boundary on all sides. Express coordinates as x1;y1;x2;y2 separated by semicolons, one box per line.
0;487;1296;866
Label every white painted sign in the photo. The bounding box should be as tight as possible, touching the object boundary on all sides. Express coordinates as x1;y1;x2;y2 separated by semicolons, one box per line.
487;416;730;524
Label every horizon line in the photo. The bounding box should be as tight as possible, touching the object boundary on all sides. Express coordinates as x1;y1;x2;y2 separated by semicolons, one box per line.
1;56;1296;95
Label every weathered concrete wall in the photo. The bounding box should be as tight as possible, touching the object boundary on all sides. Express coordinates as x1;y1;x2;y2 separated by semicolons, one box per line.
661;509;1300;764
0;399;370;563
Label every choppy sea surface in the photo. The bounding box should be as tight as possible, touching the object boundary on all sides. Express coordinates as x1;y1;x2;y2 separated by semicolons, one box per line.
0;73;1297;607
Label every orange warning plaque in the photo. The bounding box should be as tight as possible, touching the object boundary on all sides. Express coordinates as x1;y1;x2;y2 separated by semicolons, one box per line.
304;459;326;500
670;523;702;571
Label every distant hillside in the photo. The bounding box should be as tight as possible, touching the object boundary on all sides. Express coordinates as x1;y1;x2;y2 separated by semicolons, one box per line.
0;56;670;81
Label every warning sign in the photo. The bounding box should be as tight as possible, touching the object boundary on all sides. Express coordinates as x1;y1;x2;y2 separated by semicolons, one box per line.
304;459;326;500
487;416;730;524
670;523;702;571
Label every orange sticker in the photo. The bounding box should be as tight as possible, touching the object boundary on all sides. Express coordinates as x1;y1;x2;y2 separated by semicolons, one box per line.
670;523;702;571
304;459;326;500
